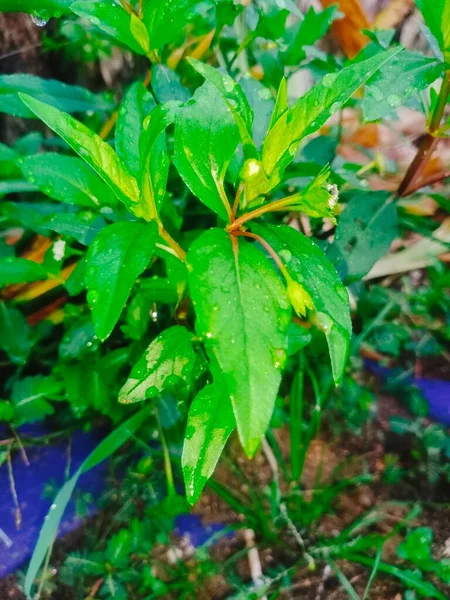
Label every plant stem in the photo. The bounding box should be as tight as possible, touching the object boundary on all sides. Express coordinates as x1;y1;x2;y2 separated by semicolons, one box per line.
229;196;293;231
290;351;305;482
155;409;176;498
158;225;186;262
398;71;450;197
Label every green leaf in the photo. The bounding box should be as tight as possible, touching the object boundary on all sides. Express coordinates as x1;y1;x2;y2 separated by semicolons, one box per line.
188;228;290;456
174;82;239;221
138;103;173;220
239;77;274;150
116;82;156;178
0;257;47;286
253;224;351;383
43;213;106;245
329;191;398;283
142;0;198;50
19;153;118;208
152;65;190;103
182;382;235;503
11;375;61;426
415;0;450;59
363;51;444;121
71;1;150;54
0;74;112;118
282;166;338;222
262;47;402;191
188;58;257;159
283;5;337;65
0;0;73;16
19;94;140;212
119;326;196;403
0;302;33;365
85;221;158;341
24;405;153;599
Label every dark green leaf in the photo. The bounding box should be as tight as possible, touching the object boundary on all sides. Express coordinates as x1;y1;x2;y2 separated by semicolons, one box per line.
19;153;118;208
11;375;61;426
71;1;150;55
116;82;156;177
0;74;112;118
85;221;158;341
174;83;239;221
284;5;337;65
119;326;196;403
182;382;235;503
152;65;190;103
0;302;33;365
0;257;47;286
0;0;73;16
43;213;107;245
363;51;444;121
329;191;398;282
188;228;290;456
20;94;140;212
253;224;351;383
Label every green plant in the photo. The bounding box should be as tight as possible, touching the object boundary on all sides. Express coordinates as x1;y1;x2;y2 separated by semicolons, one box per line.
2;0;450;598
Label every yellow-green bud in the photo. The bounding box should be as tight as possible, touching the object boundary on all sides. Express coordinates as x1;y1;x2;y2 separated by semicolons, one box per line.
287;278;313;317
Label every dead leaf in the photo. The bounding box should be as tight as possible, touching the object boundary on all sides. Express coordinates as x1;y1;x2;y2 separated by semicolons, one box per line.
374;0;415;29
320;0;371;58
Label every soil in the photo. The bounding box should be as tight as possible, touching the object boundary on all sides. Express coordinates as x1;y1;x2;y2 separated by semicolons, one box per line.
2;390;448;600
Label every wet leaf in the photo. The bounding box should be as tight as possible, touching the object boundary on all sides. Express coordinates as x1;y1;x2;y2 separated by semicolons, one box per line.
182;382;235;503
188;228;290;456
20;95;140;212
415;0;450;60
253;224;351;383
119;326;196;403
142;0;198;50
85;221;158;341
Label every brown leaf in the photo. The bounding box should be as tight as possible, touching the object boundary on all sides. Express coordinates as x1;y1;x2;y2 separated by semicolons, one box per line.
320;0;370;58
374;0;415;29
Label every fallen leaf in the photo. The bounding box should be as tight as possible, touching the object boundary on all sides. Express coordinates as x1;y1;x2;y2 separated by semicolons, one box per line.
320;0;370;58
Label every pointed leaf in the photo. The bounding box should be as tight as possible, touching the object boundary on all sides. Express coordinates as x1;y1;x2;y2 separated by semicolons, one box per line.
19;153;118;208
329;191;398;283
71;1;150;55
119;326;196;403
415;0;450;59
262;47;402;191
253;224;351;383
0;74;112;118
116;82;156;177
152;65;190;103
0;257;47;286
24;405;153;598
363;51;444;121
188;228;290;456
182;382;235;503
85;221;158;341
19;94;140;212
142;0;198;50
174;83;239;221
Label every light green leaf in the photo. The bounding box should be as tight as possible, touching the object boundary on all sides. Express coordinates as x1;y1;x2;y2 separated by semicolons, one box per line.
119;326;196;403
415;0;450;59
262;47;402;191
174;83;239;221
363;51;444;121
188;228;290;456
43;213;106;245
253;224;351;383
0;302;33;365
85;221;158;341
281;167;338;222
142;0;198;50
0;257;47;287
19;153;118;208
71;1;150;54
24;405;153;599
19;94;140;212
0;74;112;118
115;82;156;177
0;0;73;16
329;191;398;283
182;382;235;503
188;58;257;159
